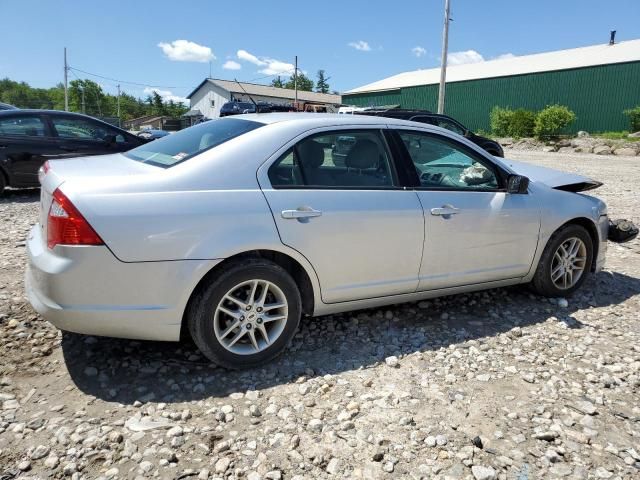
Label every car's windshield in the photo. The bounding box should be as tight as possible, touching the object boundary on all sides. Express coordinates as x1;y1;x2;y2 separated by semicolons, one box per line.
125;118;263;167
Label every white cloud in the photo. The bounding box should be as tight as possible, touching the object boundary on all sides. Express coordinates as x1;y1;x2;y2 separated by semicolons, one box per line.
412;46;427;57
494;53;516;60
348;40;371;52
222;60;242;70
157;40;215;63
236;49;295;75
143;87;188;105
447;49;485;65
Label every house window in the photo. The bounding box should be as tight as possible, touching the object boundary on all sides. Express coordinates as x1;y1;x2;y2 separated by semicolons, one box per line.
211;100;215;107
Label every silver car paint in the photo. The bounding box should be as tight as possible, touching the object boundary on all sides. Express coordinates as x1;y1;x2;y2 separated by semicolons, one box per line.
26;113;608;342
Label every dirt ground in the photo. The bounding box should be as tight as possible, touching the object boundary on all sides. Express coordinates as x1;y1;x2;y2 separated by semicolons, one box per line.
0;151;638;480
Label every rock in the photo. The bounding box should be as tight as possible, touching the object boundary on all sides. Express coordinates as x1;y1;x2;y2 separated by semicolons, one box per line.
436;434;448;446
614;147;637;156
308;418;323;432
425;436;437;447
198;468;210;480
471;465;497;480
44;455;60;469
557;298;569;308
214;457;231;474
18;460;31;471
326;458;342;475
577;130;589;137
385;356;399;367
593;145;612;155
30;444;50;460
166;425;184;437
105;468;119;478
522;373;535;383
533;431;559;441
265;471;282;480
139;461;154;473
629;130;640;137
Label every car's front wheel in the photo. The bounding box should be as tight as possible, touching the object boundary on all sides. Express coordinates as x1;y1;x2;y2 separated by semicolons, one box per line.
530;224;594;297
187;259;302;369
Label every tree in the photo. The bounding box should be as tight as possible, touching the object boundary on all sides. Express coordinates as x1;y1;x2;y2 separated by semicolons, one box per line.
284;72;313;92
69;79;105;115
271;76;285;88
315;70;330;94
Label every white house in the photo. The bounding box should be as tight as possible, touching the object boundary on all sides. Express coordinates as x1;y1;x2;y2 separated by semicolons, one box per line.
186;78;342;119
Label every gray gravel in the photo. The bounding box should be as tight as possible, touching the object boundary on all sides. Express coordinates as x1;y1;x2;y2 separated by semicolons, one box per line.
0;151;639;479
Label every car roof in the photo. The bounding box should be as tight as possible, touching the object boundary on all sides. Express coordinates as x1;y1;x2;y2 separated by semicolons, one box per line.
236;112;433;128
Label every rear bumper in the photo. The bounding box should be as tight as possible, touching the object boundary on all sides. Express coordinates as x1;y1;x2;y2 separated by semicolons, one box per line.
25;225;221;342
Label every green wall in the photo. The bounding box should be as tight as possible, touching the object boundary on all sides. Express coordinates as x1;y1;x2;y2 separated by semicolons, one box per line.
344;62;640;133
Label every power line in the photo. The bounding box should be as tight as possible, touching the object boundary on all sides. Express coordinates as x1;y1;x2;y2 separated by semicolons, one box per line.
68;66;190;91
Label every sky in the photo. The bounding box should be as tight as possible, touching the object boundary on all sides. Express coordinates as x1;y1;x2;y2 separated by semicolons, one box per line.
1;0;639;104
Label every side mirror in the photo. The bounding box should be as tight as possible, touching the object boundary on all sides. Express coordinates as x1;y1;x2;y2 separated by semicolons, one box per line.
507;174;530;194
464;130;472;138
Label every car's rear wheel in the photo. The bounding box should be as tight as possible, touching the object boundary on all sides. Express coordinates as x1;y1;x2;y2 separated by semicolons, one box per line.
530;224;593;297
187;259;302;369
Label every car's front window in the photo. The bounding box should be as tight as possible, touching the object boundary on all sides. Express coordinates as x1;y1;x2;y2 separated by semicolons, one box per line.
125;118;263;167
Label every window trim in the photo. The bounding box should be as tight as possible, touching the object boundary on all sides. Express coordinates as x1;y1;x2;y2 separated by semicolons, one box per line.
267;128;403;191
48;114;118;143
390;129;508;192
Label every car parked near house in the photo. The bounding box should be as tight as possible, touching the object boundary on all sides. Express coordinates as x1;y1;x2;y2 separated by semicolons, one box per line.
28;113;619;370
355;108;504;157
137;129;171;140
0;102;18;110
0;110;146;194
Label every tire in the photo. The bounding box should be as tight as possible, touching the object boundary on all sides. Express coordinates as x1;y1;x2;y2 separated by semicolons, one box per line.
530;224;594;297
187;259;302;369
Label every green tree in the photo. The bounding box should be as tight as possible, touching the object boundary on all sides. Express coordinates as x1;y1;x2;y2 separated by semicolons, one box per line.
315;70;330;94
69;79;106;116
270;76;285;88
284;72;314;92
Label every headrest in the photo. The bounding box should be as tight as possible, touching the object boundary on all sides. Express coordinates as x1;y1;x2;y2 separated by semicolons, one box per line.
199;132;216;150
297;140;324;169
345;139;380;170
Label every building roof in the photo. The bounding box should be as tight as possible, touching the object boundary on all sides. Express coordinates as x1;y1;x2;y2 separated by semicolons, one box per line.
187;78;341;104
345;39;640;95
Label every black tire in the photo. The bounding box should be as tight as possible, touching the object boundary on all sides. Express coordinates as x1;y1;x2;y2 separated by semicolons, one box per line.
187;259;302;369
530;224;594;297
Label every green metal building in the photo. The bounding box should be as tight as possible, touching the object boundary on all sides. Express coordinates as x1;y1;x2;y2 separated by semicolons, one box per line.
343;39;640;133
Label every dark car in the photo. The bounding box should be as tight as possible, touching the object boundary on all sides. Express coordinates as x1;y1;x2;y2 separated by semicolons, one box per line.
219;101;259;117
355;108;504;157
0;110;146;194
0;102;18;111
137;129;171;140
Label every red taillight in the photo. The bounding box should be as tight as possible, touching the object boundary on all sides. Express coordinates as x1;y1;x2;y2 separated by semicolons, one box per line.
47;189;104;249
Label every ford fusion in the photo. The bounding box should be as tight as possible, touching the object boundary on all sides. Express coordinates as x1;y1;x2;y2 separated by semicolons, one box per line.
26;113;613;369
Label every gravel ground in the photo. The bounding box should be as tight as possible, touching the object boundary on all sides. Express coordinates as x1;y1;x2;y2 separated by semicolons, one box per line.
0;151;638;480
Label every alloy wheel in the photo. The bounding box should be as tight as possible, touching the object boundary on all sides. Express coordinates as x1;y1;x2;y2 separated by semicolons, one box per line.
213;279;288;355
550;237;587;290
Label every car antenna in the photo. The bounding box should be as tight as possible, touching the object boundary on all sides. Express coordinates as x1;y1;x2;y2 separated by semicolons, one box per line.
234;78;259;112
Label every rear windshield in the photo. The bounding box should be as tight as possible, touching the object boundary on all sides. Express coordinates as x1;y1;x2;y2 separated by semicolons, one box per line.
125;118;263;167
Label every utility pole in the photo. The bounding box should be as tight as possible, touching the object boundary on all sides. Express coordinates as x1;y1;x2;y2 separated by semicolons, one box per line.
117;84;121;126
64;47;69;111
437;0;451;114
294;55;298;110
81;87;86;114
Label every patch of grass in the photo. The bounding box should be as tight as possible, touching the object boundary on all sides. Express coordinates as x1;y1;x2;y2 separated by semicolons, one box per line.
593;131;640;142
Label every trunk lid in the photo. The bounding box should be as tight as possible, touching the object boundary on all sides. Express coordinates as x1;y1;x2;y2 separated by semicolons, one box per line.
38;153;159;243
498;158;602;192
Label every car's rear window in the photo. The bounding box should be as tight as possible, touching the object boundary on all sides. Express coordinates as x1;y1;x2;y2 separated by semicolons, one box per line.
125;118;263;167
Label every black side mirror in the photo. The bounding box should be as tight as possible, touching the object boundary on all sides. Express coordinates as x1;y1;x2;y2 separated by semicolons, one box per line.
507;174;530;194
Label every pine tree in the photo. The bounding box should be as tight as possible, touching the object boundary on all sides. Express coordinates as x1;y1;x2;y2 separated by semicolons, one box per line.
315;70;330;94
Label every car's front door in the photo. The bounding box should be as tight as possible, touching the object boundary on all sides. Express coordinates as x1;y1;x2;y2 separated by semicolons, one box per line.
260;128;424;303
394;130;540;290
48;115;134;155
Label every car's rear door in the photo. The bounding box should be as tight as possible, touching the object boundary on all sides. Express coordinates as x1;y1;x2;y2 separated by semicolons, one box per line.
0;113;59;186
259;127;425;303
392;128;540;290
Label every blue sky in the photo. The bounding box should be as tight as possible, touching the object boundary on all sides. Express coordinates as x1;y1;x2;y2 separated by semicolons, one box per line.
1;0;639;104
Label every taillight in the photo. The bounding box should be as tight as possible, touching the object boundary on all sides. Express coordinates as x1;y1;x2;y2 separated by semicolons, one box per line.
47;189;104;249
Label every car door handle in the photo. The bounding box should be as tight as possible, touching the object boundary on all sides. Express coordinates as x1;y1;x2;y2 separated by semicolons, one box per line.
430;205;460;216
281;207;323;219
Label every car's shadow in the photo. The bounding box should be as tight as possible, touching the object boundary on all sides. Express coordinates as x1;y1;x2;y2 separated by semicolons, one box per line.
61;270;640;404
0;188;40;203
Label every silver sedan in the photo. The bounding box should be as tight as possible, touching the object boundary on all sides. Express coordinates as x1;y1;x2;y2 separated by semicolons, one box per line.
26;113;609;369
